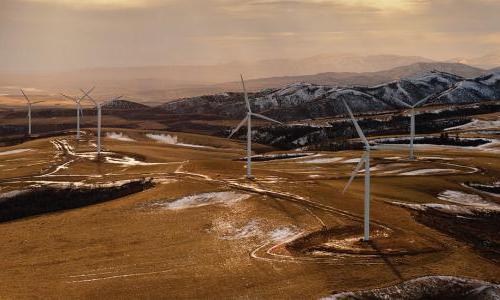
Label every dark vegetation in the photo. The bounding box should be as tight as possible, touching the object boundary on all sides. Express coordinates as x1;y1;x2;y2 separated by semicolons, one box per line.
411;208;500;262
379;133;491;147
246;102;500;151
465;182;500;195
0;179;154;223
234;153;312;162
0;101;499;150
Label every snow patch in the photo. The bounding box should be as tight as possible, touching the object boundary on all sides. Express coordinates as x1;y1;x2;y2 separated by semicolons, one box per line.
105;156;164;166
400;168;457;176
155;191;251;210
437;190;500;210
268;226;299;242
342;158;361;164
146;133;208;148
106;132;135;142
300;157;343;164
221;219;263;240
0;149;32;156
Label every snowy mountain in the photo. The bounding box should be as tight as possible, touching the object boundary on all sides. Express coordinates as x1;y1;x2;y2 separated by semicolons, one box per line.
253;83;332;110
354;71;464;107
214;62;484;93
429;72;500;104
159;71;500;121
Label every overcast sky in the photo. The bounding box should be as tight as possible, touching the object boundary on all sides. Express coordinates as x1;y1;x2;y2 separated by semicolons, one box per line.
1;0;499;71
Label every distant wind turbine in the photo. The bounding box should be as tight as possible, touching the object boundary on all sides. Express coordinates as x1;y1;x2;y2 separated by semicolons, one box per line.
20;89;44;136
61;87;94;140
80;89;123;155
392;97;431;160
228;74;282;179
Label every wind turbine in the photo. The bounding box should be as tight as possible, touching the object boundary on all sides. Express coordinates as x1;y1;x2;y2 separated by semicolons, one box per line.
20;89;44;136
61;87;94;140
228;74;282;179
392;97;431;160
80;89;123;155
341;99;374;242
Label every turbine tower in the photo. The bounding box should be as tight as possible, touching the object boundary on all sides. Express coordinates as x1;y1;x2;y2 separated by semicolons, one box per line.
228;74;282;179
392;97;431;160
80;89;123;155
342;99;373;242
61;87;94;140
20;89;44;136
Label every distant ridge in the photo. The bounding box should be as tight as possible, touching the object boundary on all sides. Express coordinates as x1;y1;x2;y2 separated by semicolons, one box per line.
214;62;485;92
101;99;149;110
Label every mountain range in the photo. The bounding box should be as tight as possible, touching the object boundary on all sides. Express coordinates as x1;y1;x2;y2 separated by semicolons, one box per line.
160;70;500;121
1;53;498;104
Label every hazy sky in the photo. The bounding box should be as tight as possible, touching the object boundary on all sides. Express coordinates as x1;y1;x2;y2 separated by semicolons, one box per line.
1;0;499;71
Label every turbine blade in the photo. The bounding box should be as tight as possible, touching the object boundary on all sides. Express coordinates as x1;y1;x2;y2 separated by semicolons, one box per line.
413;96;431;108
31;101;45;105
343;153;367;194
61;93;77;102
79;88;97;105
86;86;95;95
228;115;248;139
342;99;369;147
78;86;95;102
392;98;412;109
20;89;30;103
241;74;251;112
251;113;282;125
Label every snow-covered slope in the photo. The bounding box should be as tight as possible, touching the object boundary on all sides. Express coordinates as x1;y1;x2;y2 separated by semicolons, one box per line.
158;71;500;120
430;72;500;104
253;83;331;110
355;71;464;107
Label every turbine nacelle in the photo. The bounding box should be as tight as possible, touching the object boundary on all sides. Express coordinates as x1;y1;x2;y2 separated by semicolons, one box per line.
78;89;125;156
392;97;431;159
20;89;44;135
61;87;94;139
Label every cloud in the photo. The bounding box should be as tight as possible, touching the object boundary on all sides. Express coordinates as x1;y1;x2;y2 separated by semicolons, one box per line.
1;0;499;71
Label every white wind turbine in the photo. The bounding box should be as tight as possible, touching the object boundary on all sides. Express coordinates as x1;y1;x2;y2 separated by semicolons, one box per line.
20;89;44;136
61;87;94;140
228;74;282;179
341;99;375;242
80;89;123;155
391;97;431;160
